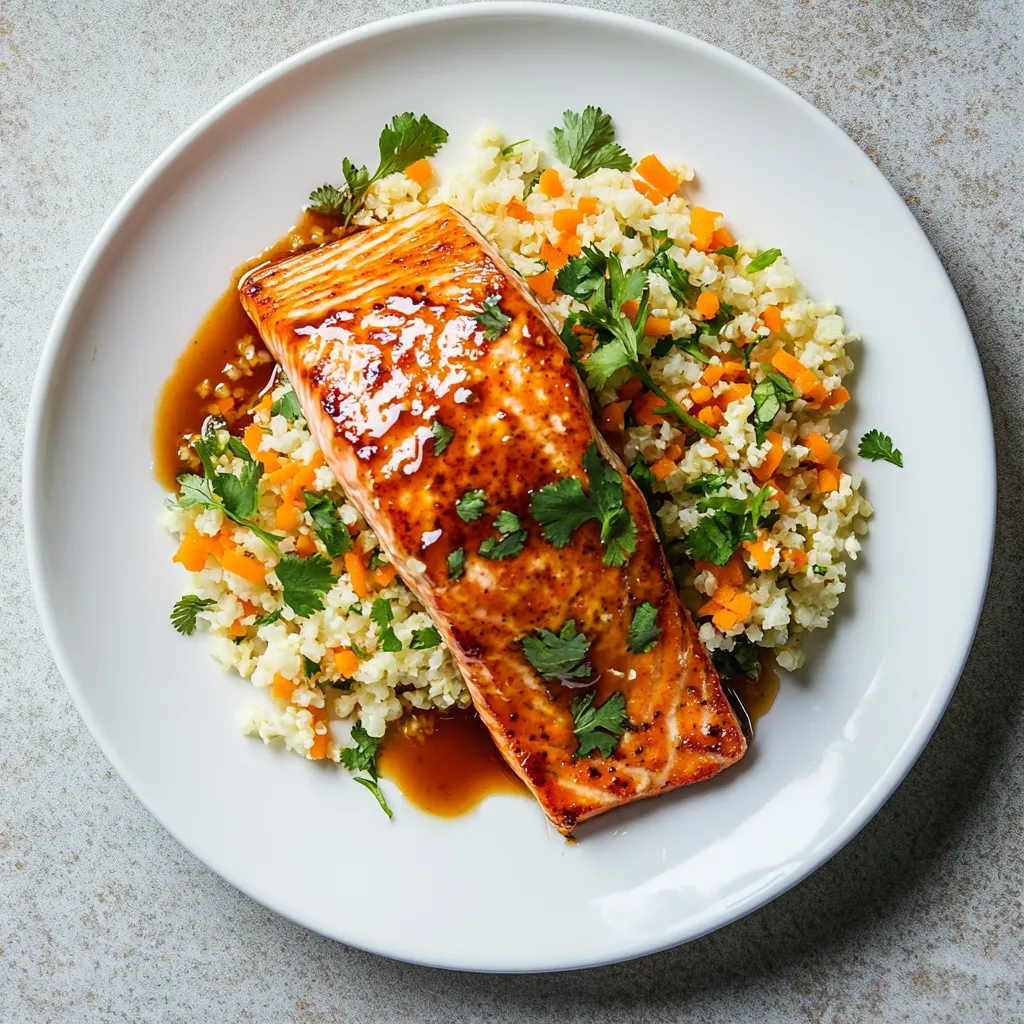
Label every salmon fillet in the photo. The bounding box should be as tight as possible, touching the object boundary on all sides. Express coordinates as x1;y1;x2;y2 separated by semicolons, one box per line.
238;204;746;833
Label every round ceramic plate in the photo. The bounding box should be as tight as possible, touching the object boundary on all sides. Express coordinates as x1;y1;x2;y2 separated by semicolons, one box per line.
24;2;994;972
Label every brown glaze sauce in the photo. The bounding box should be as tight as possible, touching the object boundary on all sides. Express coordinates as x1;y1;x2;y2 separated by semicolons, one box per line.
725;653;780;738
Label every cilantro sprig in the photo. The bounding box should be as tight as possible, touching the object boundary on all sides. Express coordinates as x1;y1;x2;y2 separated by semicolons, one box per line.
271;388;302;422
626;602;661;654
455;489;487;523
307;112;448;227
858;429;903;467
410;626;442;650
473;294;512;340
551;106;632;177
570;690;628;759
340;723;393;819
752;368;797;443
478;511;528;561
276;553;338;616
170;595;214;636
521;619;593;681
431;419;454;456
447;547;466;582
530;441;637;567
685;485;773;567
712;636;761;680
302;491;351;558
370;598;403;652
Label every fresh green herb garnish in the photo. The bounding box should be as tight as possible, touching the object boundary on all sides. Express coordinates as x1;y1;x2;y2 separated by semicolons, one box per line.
370;598;402;652
554;246;608;301
686;473;730;496
501;138;529;156
712;244;739;258
523;170;541;198
271;389;302;422
558;314;586;376
302;490;351;558
646;240;700;306
447;547;466;582
627;602;661;654
570;690;628;759
170;595;214;636
350;640;369;660
745;248;783;274
628;458;661;514
340;723;393;819
367;553;387;572
521;619;593;681
858;429;903;467
455;489;487;523
551;106;632;177
410;627;442;650
686;485;772;566
307;112;448;227
694;301;736;339
752;370;797;444
478;510;528;561
431;419;454;456
813;564;829;576
530;441;637;567
473;294;512;340
348;601;363;615
253;608;283;627
276;553;338;617
711;636;760;680
650;227;668;241
493;510;521;534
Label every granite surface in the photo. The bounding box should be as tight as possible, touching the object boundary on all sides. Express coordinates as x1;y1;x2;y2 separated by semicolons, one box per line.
2;0;1022;1020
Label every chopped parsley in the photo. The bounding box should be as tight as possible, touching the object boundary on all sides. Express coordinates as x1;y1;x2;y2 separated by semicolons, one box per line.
745;248;783;274
521;619;593;681
858;429;903;467
370;598;402;652
752;369;797;443
570;690;628;759
410;626;442;650
711;636;760;680
530;441;637;567
479;511;528;561
455;489;487;523
271;388;302;422
276;553;338;617
551;106;632;177
170;595;214;636
626;602;661;654
302;490;351;558
431;419;454;456
307;112;448;227
340;723;393;819
472;294;512;340
447;547;466;582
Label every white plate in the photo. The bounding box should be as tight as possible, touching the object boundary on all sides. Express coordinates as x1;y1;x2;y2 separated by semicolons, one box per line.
24;2;995;971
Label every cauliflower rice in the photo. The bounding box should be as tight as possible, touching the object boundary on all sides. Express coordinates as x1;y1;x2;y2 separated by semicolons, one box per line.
165;123;872;768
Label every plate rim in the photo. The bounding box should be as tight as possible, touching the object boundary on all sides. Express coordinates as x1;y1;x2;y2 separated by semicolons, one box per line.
22;0;997;972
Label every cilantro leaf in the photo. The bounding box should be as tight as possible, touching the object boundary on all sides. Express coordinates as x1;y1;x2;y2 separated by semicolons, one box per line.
646;242;700;306
521;619;593;681
686;473;730;496
479;529;528;560
745;248;783;274
552;106;632;177
303;655;321;678
276;553;338;617
455;489;487;522
752;371;797;443
306;184;346;217
341;723;393;819
370;598;402;652
686;510;755;567
529;477;593;548
523;170;541;198
494;510;521;534
627;602;661;654
473;294;512;340
253;608;282;627
712;244;739;258
583;337;630;390
170;595;214;636
302;490;351;558
271;389;302;422
555;246;608;301
447;547;465;582
570;690;628;759
431;419;454;456
558;314;587;376
858;429;903;467
712;636;760;680
410;626;442;650
813;564;829;576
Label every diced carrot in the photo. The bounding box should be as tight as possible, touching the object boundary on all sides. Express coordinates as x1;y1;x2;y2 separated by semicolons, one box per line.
823;452;841;471
618;376;645;401
689;207;721;252
761;305;783;333
373;563;398;588
344;550;369;598
266;460;300;485
632;390;666;427
220;548;267;586
506;199;533;222
243;422;263;456
690;384;713;405
719;383;752;408
636;154;679;197
228;618;247;638
538;168;563;198
650;457;676;481
710;226;735;249
173;532;213;573
599;400;629;433
309;731;329;760
769;478;791;508
538;242;568;272
698;554;748;587
698;597;721;619
253;394;274;418
307;450;325;471
664;443;684;462
239;599;257;618
528;270;557;303
216;396;235;414
783;548;808;570
643;316;673;337
724;590;755;619
275;501;298;531
709;439;730;464
711;584;739;610
578;196;600;215
803;432;833;465
821;385;851;412
295;533;317;557
744;536;775;571
695;291;720;320
719;361;747;380
698;405;724;428
285;465;317;502
552;208;584;233
712;607;741;632
771;349;807;382
752;431;785;482
557;232;581;257
631;177;664;205
272;673;298;701
818;467;841;493
405;158;433;186
620;299;640;322
794;369;827;404
333;648;361;678
702;364;725;386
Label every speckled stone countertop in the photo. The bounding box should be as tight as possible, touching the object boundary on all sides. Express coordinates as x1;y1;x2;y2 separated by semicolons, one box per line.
2;0;1021;1019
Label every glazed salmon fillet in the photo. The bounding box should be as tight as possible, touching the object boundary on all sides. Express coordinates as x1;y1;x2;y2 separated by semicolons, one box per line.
238;204;745;833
